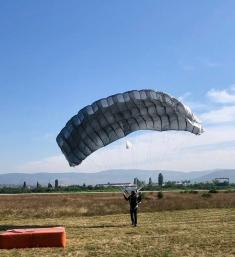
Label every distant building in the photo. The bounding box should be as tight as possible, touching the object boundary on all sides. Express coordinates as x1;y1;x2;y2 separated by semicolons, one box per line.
96;182;137;193
214;178;229;184
96;182;133;187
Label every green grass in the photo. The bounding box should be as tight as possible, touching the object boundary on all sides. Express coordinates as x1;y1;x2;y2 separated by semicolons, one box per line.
0;193;234;256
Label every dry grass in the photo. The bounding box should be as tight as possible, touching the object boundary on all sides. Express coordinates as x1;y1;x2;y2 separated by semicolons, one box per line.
0;192;234;257
0;191;234;219
0;209;234;257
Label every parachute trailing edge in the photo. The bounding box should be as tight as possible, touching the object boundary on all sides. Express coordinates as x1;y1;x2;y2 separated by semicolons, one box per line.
56;89;203;166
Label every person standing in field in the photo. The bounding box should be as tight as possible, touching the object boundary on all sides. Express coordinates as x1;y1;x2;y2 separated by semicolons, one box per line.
123;191;141;226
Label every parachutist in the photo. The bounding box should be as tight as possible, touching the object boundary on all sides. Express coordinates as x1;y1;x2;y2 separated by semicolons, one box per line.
123;191;142;226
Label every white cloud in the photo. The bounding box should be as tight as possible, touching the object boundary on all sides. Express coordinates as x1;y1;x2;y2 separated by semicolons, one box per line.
200;105;235;124
199;86;235;124
207;87;235;104
18;126;235;173
18;155;70;173
230;84;235;92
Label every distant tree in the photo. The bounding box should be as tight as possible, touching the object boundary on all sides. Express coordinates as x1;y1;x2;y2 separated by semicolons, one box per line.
55;179;59;188
36;181;41;188
82;183;86;187
137;179;145;188
133;177;138;185
23;181;27;189
48;182;53;188
158;173;163;187
182;180;191;185
148;177;152;185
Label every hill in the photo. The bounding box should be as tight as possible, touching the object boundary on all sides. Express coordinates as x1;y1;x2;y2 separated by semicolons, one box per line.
0;169;234;186
192;169;235;183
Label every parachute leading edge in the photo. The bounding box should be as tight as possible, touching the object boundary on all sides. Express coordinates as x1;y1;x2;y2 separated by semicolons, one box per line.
56;89;203;166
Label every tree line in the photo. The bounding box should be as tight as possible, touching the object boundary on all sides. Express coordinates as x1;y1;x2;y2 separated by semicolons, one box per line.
0;175;234;194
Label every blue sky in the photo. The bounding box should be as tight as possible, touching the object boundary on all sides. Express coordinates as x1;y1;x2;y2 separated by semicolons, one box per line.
1;1;235;172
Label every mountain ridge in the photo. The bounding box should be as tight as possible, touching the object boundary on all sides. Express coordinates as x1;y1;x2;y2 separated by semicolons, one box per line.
0;169;234;186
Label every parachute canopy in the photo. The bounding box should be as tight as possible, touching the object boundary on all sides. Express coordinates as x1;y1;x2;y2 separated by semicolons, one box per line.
56;89;203;166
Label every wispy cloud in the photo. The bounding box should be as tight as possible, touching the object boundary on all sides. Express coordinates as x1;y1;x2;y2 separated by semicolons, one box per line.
17;125;235;173
178;92;209;112
199;85;235;124
200;105;235;124
207;86;235;104
18;155;69;173
180;58;221;72
196;57;221;69
202;60;220;68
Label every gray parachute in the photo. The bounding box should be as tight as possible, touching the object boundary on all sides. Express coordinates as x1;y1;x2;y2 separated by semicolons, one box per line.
56;89;203;166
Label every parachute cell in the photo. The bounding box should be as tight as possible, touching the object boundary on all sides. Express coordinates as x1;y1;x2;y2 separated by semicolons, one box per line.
56;89;203;166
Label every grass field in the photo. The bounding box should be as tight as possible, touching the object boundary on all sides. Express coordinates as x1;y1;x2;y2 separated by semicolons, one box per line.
0;192;234;257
